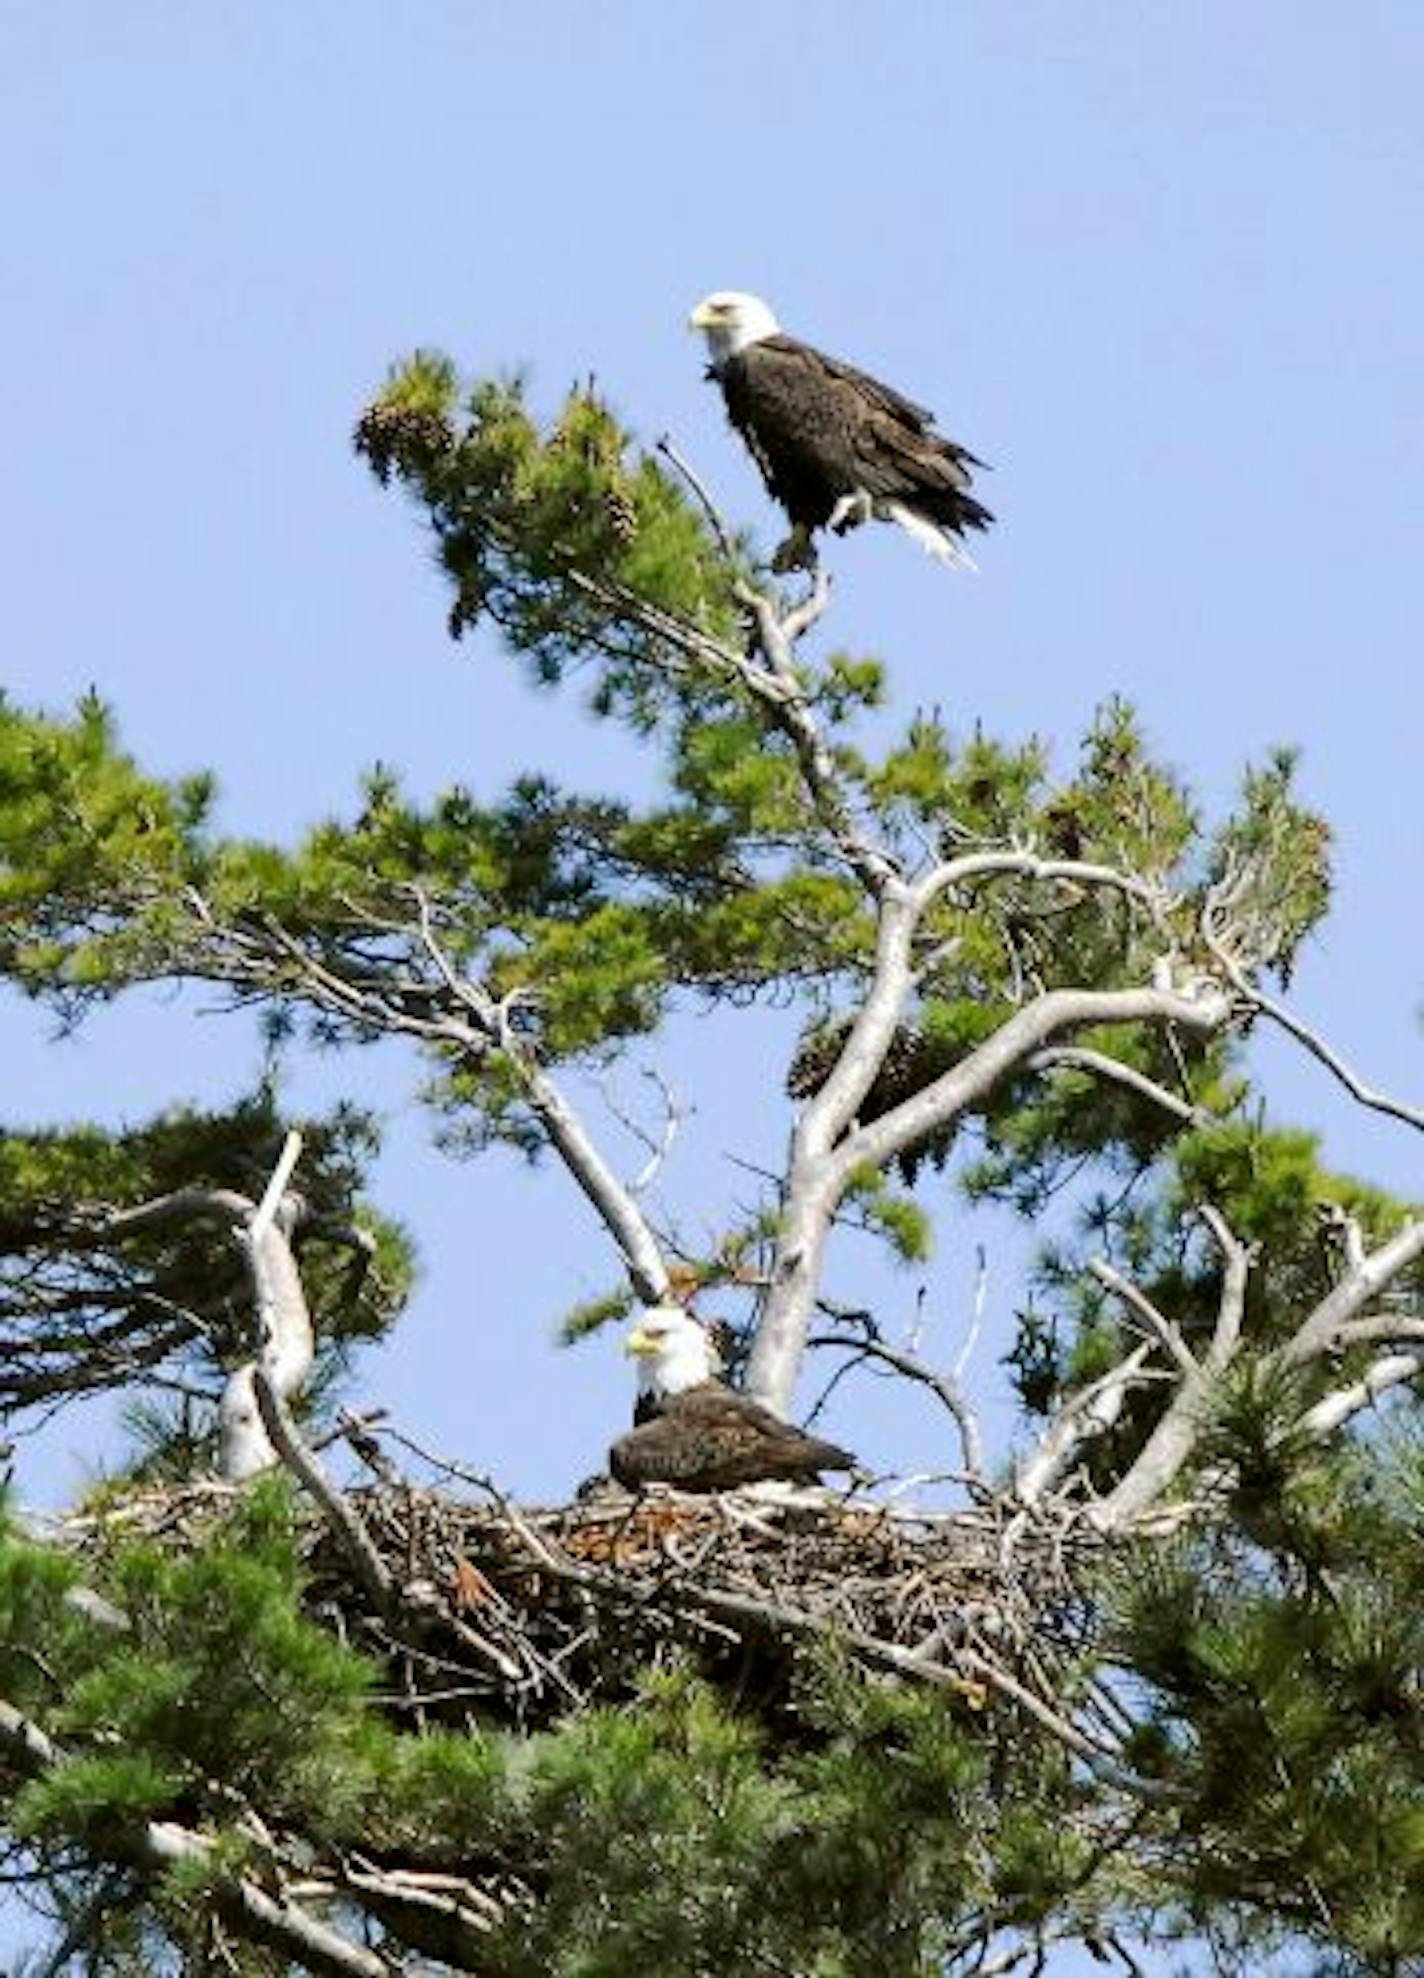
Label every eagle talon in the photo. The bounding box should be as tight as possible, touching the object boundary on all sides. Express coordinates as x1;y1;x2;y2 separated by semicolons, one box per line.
770;525;817;574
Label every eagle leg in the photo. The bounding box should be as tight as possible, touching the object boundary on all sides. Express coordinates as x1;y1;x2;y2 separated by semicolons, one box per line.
827;490;875;536
770;523;817;574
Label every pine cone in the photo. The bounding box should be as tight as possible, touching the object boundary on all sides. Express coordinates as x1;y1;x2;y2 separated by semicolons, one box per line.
603;484;638;547
353;403;455;483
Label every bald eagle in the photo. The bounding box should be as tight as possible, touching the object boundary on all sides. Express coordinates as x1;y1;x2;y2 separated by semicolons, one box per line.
610;1306;857;1492
689;291;992;573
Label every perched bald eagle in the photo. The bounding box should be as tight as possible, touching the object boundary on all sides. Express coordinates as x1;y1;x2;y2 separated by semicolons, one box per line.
689;291;992;573
610;1306;857;1492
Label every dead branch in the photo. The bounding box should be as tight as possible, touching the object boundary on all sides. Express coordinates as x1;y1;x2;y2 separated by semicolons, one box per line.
1014;1345;1155;1507
1092;1209;1252;1531
1203;933;1424;1137
1298;1349;1424;1437
807;1318;985;1478
1088;1258;1198;1379
1281;1216;1424;1367
654;434;736;563
594;1063;685;1196
1028;1045;1208;1126
219;1131;315;1481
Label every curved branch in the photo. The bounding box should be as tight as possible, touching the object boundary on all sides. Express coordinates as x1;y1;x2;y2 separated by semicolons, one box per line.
752;978;1231;1415
1282;1217;1424;1366
1298;1350;1424;1437
1014;1345;1155;1507
806;1324;984;1478
1088;1259;1198;1379
1204;939;1424;1137
1028;1046;1207;1126
839;982;1230;1181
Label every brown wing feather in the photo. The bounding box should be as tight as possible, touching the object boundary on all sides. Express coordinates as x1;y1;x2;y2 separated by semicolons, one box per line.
609;1380;856;1492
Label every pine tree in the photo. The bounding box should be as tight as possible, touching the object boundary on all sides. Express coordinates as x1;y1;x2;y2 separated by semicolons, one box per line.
0;353;1418;1975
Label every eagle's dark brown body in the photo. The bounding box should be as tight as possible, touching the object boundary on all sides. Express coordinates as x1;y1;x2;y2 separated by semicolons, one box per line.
611;1380;856;1493
715;334;992;548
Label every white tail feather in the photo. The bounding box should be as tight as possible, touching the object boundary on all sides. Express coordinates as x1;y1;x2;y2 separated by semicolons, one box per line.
883;501;978;571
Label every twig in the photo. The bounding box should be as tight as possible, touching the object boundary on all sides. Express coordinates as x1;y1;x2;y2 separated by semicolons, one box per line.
655;434;736;563
807;1323;985;1479
1204;936;1424;1137
1028;1045;1208;1126
1088;1258;1198;1379
595;1064;686;1196
953;1247;989;1381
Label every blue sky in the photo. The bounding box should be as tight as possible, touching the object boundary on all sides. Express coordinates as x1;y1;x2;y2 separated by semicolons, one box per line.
2;7;1422;1955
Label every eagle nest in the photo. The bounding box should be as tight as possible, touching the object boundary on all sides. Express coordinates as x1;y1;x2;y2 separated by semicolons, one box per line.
60;1472;1110;1741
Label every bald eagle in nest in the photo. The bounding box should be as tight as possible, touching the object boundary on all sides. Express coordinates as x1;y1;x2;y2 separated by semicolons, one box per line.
609;1305;857;1492
690;291;992;573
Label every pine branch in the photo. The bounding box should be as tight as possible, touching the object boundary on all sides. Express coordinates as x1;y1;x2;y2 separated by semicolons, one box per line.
1028;1045;1208;1125
220;1131;315;1480
0;1701;391;1978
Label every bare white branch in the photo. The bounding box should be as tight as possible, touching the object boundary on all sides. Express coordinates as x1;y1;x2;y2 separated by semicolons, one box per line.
840;982;1230;1182
1322;1200;1368;1272
1028;1045;1208;1126
1093;1208;1252;1531
1014;1344;1155;1507
952;1246;989;1381
807;1322;985;1479
1282;1216;1424;1366
1299;1350;1424;1437
405;889;672;1304
596;1064;685;1196
1331;1314;1424;1348
751;976;1232;1415
1203;928;1424;1135
220;1131;315;1481
1088;1258;1199;1380
915;848;1170;925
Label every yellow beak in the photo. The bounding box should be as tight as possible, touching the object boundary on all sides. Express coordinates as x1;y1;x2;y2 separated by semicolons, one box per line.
688;301;717;331
623;1326;658;1357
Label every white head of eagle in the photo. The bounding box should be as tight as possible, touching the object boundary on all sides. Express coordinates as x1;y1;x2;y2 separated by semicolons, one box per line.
623;1303;715;1404
687;289;992;574
688;291;780;367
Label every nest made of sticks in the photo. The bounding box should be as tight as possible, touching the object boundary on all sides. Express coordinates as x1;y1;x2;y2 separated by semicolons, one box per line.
60;1473;1109;1740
